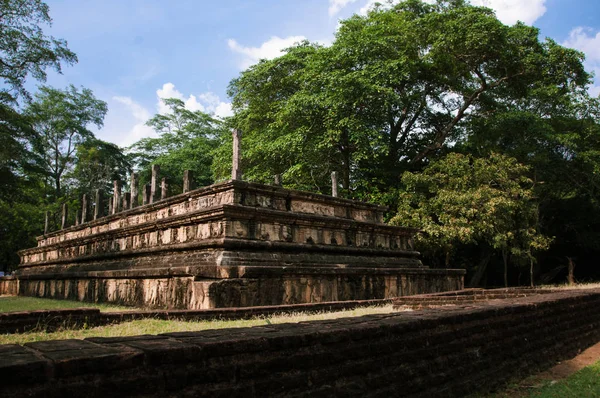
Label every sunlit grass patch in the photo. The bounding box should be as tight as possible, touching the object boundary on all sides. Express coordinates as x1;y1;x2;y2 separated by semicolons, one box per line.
0;304;398;345
0;296;135;313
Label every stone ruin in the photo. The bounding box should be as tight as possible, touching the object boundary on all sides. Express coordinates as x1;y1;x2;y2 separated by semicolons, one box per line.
15;131;464;309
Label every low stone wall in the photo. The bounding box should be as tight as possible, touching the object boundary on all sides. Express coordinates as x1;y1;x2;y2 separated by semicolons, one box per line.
16;268;464;309
2;288;600;397
0;276;18;296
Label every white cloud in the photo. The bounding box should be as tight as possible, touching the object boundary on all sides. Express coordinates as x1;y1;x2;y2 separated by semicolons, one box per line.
359;0;392;16
470;0;547;25
339;0;547;25
155;82;232;118
111;96;157;147
214;102;234;118
563;27;600;96
329;0;360;16
104;83;233;147
156;82;205;113
563;27;600;61
228;35;307;69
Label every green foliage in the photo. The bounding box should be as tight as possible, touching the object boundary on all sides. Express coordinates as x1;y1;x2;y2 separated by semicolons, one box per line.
129;98;222;192
0;0;77;103
67;138;131;197
0;0;79;272
224;0;589;202
391;153;551;284
0;196;44;273
25;85;107;198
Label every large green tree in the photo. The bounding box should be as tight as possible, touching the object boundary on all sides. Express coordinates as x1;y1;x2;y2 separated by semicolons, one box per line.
0;0;78;272
225;0;589;202
67;138;131;197
26;85;107;199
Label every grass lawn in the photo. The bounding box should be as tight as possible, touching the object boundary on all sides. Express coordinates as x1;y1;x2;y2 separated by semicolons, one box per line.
0;296;135;313
525;360;600;398
0;304;398;345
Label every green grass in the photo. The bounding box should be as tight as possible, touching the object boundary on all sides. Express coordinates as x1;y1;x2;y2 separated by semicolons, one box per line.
526;361;600;398
0;296;135;313
0;304;398;345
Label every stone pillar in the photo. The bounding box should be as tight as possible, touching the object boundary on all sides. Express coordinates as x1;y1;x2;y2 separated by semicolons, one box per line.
130;172;139;209
61;203;68;229
183;170;194;193
274;174;282;186
44;211;50;234
151;165;160;203
161;178;168;200
143;184;151;206
94;189;103;220
331;171;339;198
232;129;242;180
108;196;113;215
122;192;130;210
112;181;121;214
75;209;80;226
81;194;88;223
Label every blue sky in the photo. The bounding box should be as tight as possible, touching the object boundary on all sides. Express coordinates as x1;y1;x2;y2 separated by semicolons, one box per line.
38;0;600;147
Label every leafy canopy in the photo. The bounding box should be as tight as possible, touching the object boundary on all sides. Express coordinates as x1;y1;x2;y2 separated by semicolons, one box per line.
391;152;551;275
26;85;107;198
0;0;77;103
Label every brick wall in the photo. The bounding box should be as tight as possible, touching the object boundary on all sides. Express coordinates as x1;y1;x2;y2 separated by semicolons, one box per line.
2;288;600;397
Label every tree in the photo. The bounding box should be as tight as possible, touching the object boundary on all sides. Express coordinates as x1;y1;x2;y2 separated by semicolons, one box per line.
390;152;550;287
225;0;589;202
460;88;600;283
67;138;131;196
26;85;107;198
0;0;78;272
129;98;221;192
0;0;78;200
0;0;77;103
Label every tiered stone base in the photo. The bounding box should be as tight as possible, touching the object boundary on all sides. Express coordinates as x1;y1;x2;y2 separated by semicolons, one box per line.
16;181;465;309
16;267;464;309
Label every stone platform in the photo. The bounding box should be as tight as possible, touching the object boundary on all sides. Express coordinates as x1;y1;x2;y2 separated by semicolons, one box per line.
16;181;464;309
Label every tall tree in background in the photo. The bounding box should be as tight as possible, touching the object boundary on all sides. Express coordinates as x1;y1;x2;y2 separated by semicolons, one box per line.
0;0;78;198
26;85;107;199
226;0;589;201
67;138;131;196
129;98;221;192
0;0;78;272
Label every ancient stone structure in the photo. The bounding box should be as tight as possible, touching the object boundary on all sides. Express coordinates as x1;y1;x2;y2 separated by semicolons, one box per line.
16;179;464;309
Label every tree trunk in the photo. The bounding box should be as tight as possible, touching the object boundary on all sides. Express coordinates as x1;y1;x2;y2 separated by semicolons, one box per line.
55;175;61;199
468;251;491;287
340;129;351;192
530;257;535;288
502;249;509;288
567;257;576;286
